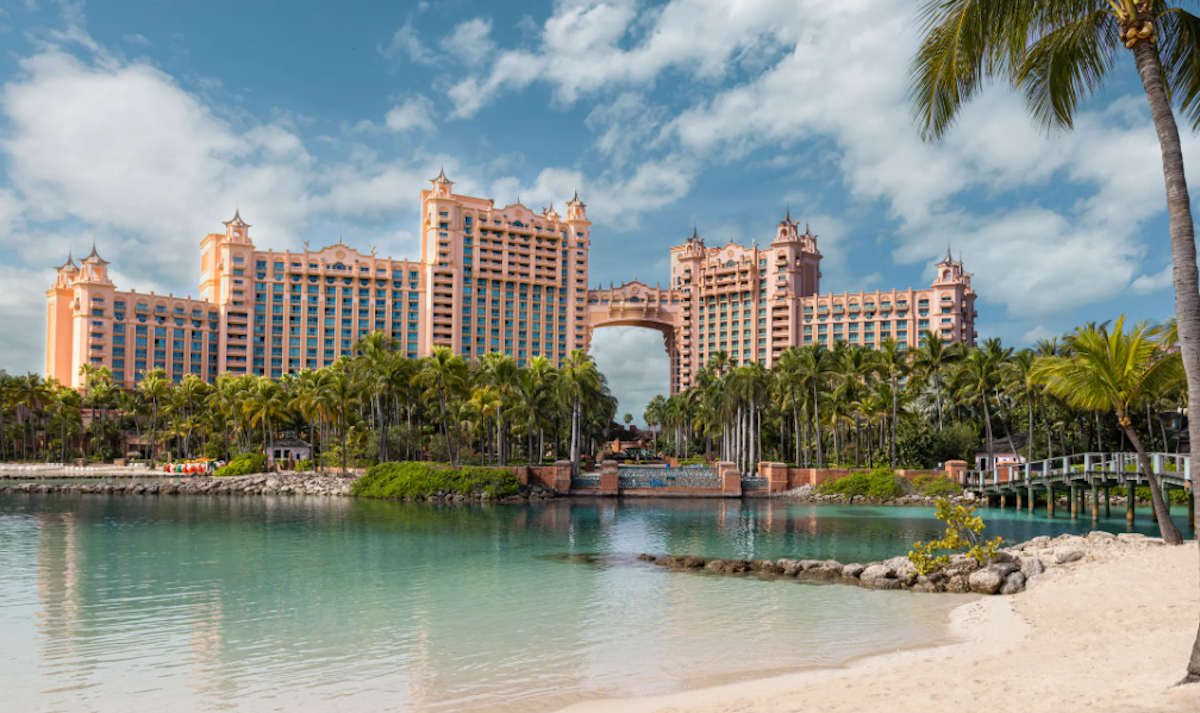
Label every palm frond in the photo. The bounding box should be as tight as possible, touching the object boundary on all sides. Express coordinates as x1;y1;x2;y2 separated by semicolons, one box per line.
1158;7;1200;130
1015;10;1120;130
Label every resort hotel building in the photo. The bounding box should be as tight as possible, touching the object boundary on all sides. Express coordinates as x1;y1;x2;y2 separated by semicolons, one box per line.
45;172;977;394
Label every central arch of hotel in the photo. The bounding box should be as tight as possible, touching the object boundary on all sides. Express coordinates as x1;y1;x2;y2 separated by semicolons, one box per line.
586;281;687;393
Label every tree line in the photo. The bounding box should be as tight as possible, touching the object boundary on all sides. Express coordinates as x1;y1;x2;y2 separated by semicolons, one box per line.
644;318;1185;483
0;333;616;475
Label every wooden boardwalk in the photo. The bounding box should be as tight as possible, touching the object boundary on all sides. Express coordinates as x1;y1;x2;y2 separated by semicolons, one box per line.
964;452;1194;525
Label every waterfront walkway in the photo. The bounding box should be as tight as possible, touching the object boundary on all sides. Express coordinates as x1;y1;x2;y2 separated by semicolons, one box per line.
966;452;1193;524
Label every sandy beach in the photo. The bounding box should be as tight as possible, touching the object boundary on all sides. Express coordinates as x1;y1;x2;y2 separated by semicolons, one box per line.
562;539;1200;713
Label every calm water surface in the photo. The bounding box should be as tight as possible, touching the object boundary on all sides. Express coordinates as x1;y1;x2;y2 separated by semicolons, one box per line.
0;494;1186;712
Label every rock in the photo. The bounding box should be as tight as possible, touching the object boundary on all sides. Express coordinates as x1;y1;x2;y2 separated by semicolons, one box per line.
637;554;656;562
756;560;783;575
776;559;803;576
862;577;903;590
1117;533;1147;544
1054;549;1085;564
1024;536;1052;550
1020;557;1046;579
1086;530;1116;543
841;563;866;579
797;559;823;571
999;571;1026;595
967;568;1005;594
859;564;895;582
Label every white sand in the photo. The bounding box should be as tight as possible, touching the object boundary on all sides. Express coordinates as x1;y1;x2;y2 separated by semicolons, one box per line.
561;541;1200;713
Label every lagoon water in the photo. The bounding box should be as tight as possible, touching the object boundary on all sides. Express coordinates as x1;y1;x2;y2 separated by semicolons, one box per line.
0;494;1187;712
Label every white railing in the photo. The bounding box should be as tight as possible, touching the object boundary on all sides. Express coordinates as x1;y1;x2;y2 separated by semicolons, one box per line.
964;452;1190;491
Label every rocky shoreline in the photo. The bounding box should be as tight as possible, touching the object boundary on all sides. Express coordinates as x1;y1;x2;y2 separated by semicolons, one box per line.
639;530;1164;595
0;472;561;502
1;472;358;496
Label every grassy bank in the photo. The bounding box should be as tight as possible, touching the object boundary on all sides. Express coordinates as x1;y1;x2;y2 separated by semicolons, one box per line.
352;462;521;500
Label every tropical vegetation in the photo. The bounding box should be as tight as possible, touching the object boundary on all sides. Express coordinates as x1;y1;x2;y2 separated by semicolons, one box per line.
0;337;616;477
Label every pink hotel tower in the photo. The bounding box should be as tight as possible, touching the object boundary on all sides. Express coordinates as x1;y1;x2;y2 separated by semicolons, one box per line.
45;171;977;394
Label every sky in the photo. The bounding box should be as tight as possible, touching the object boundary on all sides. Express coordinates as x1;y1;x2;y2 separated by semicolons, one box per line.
0;0;1191;426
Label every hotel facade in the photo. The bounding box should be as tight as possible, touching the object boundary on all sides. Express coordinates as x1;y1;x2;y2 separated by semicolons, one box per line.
45;173;977;393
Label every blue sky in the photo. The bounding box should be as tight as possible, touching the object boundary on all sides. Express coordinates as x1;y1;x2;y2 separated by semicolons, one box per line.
0;0;1190;424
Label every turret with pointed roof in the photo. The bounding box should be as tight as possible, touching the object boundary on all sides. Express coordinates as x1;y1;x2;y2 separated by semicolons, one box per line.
54;248;78;272
223;209;250;229
82;241;109;265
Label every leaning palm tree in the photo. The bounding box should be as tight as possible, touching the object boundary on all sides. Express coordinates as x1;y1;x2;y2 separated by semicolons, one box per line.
910;7;1200;679
1033;316;1184;547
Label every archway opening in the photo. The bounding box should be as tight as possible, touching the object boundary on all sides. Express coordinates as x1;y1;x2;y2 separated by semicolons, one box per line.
588;326;670;431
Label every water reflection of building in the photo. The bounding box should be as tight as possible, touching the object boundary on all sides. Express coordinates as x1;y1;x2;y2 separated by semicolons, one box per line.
36;512;82;666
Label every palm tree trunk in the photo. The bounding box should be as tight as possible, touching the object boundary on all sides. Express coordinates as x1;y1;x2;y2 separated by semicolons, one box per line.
934;368;944;431
812;383;823;466
890;376;898;466
1121;414;1181;545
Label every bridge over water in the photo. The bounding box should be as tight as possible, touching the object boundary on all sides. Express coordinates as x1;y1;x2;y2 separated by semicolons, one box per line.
966;452;1193;524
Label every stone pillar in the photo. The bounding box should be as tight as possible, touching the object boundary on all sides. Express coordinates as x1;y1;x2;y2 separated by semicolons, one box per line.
762;462;789;494
944;460;967;484
1090;483;1099;521
1070;485;1078;518
1016;491;1022;511
719;461;741;498
553;460;573;494
1105;486;1111;517
1028;484;1035;514
1188;488;1195;531
598;460;619;496
1047;487;1055;517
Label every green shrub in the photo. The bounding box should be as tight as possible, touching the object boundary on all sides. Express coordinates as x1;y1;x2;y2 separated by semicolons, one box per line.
352;462;521;500
817;466;906;499
678;457;708;466
215;453;268;477
296;458;313;472
909;499;1004;575
913;473;962;498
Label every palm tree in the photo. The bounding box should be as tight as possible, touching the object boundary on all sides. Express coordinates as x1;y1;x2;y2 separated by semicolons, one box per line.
415;347;467;467
559;349;603;475
910;331;954;431
795;344;835;466
910;8;1200;678
878;338;907;466
137;369;171;466
1033;316;1184;546
645;394;667;456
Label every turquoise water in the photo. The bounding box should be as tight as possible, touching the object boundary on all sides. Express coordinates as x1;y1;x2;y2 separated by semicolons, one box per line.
0;495;1187;713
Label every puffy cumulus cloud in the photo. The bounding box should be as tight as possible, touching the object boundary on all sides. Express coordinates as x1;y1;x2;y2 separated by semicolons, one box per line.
439;18;496;69
1130;264;1174;295
657;0;1199;319
381;19;435;66
589;326;669;427
1021;325;1060;345
446;0;799;118
384;94;438;133
584;92;665;169
0;267;56;374
0;43;462;370
484;158;696;231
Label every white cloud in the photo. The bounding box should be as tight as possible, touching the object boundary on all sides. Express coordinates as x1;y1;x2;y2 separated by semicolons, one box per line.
1021;325;1059;345
1130;264;1174;295
445;0;798;118
382;19;435;65
384;94;437;133
120;33;150;46
589;326;669;426
439;18;495;69
584;92;664;168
